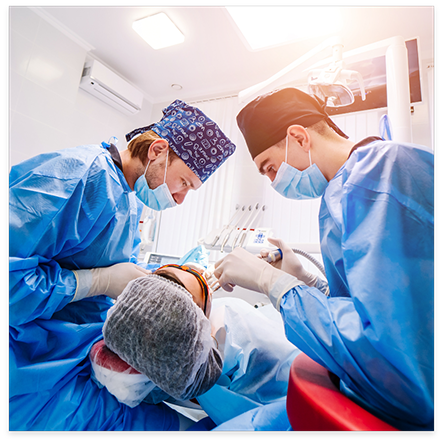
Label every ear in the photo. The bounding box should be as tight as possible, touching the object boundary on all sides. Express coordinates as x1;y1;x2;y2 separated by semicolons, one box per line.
287;125;311;153
147;139;169;161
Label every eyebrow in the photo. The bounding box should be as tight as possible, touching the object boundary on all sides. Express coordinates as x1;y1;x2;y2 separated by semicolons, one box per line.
257;160;268;175
179;175;196;190
189;176;203;190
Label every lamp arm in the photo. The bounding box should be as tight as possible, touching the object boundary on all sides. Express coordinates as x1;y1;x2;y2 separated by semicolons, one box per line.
238;36;342;104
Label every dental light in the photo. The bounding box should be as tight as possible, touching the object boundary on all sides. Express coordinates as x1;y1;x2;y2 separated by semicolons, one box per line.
238;35;412;143
238;36;342;105
307;40;366;107
308;68;366;107
238;37;365;108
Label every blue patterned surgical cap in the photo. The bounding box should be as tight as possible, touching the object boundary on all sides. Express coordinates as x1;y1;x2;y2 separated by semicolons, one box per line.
126;100;236;183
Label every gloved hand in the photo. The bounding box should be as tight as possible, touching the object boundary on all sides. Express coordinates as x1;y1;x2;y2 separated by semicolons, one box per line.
213;247;287;296
73;263;151;302
260;238;318;287
89;263;151;299
184;262;219;294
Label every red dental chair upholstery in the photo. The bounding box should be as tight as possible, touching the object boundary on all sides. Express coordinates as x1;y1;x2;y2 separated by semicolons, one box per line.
286;353;398;431
90;339;141;374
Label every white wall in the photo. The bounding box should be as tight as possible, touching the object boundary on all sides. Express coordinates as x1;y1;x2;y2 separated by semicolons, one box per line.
9;7;154;167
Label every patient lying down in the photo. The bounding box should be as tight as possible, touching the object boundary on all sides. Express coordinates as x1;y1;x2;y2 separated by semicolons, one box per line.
96;271;222;405
90;264;300;423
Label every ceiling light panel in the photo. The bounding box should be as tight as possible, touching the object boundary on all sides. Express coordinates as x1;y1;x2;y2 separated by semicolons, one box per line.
226;6;343;51
132;12;184;50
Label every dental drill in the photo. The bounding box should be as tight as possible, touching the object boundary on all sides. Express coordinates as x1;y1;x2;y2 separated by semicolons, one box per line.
263;248;327;279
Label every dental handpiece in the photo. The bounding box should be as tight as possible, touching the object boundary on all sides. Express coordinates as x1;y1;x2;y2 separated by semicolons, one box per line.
263;248;282;263
263;247;327;278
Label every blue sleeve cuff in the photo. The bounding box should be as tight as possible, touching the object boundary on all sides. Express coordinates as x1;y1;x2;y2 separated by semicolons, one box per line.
315;277;330;296
71;269;92;302
269;273;303;311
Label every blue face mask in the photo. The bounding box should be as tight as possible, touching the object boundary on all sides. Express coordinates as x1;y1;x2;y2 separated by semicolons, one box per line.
134;150;177;211
271;136;328;200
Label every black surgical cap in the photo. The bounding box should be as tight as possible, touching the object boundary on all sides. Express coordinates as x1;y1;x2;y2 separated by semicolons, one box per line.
236;88;348;159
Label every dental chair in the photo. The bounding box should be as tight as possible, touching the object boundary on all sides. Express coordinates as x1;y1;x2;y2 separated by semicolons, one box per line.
286;353;398;431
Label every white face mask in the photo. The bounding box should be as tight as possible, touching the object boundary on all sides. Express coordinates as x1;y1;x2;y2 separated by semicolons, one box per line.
134;150;177;211
271;135;328;200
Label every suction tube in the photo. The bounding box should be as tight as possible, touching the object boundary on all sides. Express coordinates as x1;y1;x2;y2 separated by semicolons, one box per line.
292;248;327;279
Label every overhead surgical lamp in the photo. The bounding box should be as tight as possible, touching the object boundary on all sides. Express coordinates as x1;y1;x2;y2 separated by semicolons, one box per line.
238;35;412;143
307;41;366;107
239;37;365;108
308;69;366;107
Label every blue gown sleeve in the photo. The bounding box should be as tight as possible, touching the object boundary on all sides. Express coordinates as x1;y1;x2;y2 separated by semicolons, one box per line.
9;150;120;326
9;256;77;327
277;143;434;428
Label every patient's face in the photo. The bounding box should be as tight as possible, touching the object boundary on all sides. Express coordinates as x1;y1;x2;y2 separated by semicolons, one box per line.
154;266;212;318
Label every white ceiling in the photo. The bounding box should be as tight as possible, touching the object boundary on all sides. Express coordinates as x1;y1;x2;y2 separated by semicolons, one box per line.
36;6;434;105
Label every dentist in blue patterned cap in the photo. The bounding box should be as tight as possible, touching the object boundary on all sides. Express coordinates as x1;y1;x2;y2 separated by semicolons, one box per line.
9;99;235;431
124;99;236;210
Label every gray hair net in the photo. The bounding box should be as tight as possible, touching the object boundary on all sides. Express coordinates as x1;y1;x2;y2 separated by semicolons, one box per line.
103;274;222;401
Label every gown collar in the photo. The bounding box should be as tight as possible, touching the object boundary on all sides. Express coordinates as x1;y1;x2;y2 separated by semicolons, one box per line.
347;136;383;159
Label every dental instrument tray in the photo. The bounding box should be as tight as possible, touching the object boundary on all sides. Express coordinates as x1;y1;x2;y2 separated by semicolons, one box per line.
199;203;274;254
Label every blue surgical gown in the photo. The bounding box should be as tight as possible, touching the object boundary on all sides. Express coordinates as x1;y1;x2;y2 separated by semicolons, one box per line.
9;144;180;431
276;140;434;430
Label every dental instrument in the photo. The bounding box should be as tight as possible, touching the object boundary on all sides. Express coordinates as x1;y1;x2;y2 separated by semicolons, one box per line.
264;248;282;263
264;248;327;279
210;204;241;247
231;204;257;249
220;205;247;253
191;262;221;294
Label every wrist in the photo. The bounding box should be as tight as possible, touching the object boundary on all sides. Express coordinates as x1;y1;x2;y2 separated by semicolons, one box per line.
89;267;111;297
258;264;287;295
268;273;304;311
71;269;93;302
300;271;318;287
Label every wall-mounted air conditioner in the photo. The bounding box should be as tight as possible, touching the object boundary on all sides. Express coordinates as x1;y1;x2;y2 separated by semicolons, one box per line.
79;60;143;115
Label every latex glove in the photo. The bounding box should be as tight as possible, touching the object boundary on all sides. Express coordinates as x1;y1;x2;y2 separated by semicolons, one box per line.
73;263;151;301
213;247;286;296
260;238;318;287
